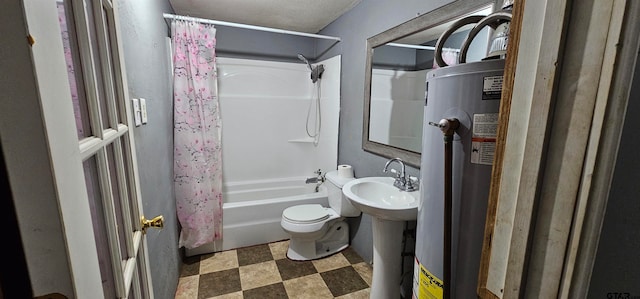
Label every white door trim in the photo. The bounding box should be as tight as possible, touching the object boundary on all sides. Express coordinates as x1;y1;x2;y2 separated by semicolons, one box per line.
523;0;621;296
565;1;640;296
20;0;155;297
23;0;104;296
480;0;638;297
110;0;155;296
482;0;571;295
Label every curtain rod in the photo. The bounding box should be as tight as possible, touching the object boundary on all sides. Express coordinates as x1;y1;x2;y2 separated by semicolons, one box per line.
163;13;341;42
385;42;460;52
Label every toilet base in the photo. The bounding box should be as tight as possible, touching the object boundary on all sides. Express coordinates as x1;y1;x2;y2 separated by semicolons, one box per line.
286;220;349;261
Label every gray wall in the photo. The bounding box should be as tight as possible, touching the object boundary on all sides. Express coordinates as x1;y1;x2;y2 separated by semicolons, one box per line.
215;27;316;62
587;52;640;298
117;2;180;299
318;0;454;263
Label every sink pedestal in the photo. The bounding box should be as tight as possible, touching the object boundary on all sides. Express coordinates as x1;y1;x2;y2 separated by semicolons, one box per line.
371;217;405;299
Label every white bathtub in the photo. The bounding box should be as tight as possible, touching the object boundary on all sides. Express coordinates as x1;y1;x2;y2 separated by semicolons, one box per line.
185;177;329;257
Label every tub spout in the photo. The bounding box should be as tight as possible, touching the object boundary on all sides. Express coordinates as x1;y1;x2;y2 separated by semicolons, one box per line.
305;169;325;192
305;177;319;184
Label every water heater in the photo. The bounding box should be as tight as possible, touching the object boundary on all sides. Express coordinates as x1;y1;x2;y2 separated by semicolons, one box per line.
413;58;504;299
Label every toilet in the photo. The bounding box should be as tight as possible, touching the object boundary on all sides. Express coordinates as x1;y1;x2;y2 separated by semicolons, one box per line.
281;170;361;261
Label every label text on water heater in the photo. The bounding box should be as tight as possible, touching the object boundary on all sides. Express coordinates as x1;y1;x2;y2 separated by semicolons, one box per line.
471;113;499;165
482;75;503;101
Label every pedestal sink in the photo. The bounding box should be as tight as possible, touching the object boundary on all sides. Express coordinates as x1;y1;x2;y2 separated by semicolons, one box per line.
342;177;419;299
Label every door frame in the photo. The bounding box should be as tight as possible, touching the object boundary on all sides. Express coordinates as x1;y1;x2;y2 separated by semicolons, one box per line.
565;1;640;296
477;0;640;297
1;0;99;296
0;0;154;297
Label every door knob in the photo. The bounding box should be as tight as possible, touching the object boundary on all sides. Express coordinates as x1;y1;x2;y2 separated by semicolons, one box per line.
141;215;164;234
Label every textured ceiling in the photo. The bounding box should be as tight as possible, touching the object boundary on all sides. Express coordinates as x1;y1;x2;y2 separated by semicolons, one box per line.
168;0;362;33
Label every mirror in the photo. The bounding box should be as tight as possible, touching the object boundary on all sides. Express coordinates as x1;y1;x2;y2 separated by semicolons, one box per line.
362;1;498;167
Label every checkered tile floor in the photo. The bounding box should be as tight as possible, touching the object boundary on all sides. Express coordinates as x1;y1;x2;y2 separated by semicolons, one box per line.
174;240;373;299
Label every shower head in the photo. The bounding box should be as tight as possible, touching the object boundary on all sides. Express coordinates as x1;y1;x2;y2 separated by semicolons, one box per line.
297;53;324;83
297;54;313;71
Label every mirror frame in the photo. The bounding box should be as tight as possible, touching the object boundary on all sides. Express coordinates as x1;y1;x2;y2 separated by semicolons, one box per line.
362;0;499;167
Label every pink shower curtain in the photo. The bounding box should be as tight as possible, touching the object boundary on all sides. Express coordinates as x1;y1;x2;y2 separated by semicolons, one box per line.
172;19;223;249
433;49;459;69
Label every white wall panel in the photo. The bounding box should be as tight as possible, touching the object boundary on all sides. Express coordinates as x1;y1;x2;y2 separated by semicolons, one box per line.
217;56;341;182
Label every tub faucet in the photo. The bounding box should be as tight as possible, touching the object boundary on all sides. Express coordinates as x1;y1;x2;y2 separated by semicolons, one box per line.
383;158;419;192
305;169;325;192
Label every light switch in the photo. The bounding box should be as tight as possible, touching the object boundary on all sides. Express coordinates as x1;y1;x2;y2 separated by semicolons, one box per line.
140;98;148;124
132;98;142;127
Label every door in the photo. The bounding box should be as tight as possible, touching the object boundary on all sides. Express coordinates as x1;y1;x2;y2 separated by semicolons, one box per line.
23;0;160;297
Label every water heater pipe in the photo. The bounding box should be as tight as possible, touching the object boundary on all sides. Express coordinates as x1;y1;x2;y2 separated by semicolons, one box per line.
430;118;460;298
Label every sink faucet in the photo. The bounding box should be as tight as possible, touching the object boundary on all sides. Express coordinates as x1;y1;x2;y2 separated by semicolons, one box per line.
383;158;419;192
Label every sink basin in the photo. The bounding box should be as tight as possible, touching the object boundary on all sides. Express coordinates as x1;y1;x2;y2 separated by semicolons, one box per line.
342;176;419;221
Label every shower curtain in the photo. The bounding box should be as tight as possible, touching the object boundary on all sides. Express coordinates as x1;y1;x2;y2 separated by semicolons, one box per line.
172;19;223;249
433;49;459;69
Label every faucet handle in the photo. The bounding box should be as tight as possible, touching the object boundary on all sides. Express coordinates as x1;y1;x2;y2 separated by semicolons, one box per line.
390;169;407;190
405;176;420;191
389;168;403;181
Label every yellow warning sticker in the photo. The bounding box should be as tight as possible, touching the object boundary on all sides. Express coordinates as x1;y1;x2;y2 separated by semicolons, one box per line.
418;263;443;299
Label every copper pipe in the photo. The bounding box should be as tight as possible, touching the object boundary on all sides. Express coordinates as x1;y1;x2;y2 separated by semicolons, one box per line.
444;137;452;299
440;119;459;299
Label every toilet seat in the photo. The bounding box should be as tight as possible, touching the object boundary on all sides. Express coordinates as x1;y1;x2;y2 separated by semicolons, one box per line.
282;204;330;224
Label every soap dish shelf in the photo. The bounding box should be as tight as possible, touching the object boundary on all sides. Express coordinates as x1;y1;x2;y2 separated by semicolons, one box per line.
287;137;316;143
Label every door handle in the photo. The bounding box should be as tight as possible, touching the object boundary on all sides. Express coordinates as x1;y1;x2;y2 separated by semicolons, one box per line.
141;215;164;234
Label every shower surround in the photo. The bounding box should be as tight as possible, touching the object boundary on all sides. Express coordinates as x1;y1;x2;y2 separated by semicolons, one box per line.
186;55;342;256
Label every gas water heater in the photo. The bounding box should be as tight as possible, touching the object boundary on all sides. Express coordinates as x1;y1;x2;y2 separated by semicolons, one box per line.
412;6;511;299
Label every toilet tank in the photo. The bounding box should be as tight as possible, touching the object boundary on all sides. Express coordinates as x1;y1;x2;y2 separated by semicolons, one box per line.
324;170;361;217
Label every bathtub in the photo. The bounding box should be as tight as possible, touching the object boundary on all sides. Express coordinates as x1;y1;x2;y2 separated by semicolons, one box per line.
185;177;329;257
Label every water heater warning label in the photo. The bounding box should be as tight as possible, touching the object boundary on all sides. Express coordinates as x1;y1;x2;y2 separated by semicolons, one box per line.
483;75;503;100
413;257;443;299
471;113;498;165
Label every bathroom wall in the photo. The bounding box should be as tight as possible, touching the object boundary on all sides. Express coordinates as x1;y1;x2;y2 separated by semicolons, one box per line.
116;2;180;299
215;27;316;62
217;56;341;183
317;0;455;264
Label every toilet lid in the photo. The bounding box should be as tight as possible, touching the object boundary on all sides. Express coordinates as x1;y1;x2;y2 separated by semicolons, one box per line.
283;204;330;224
